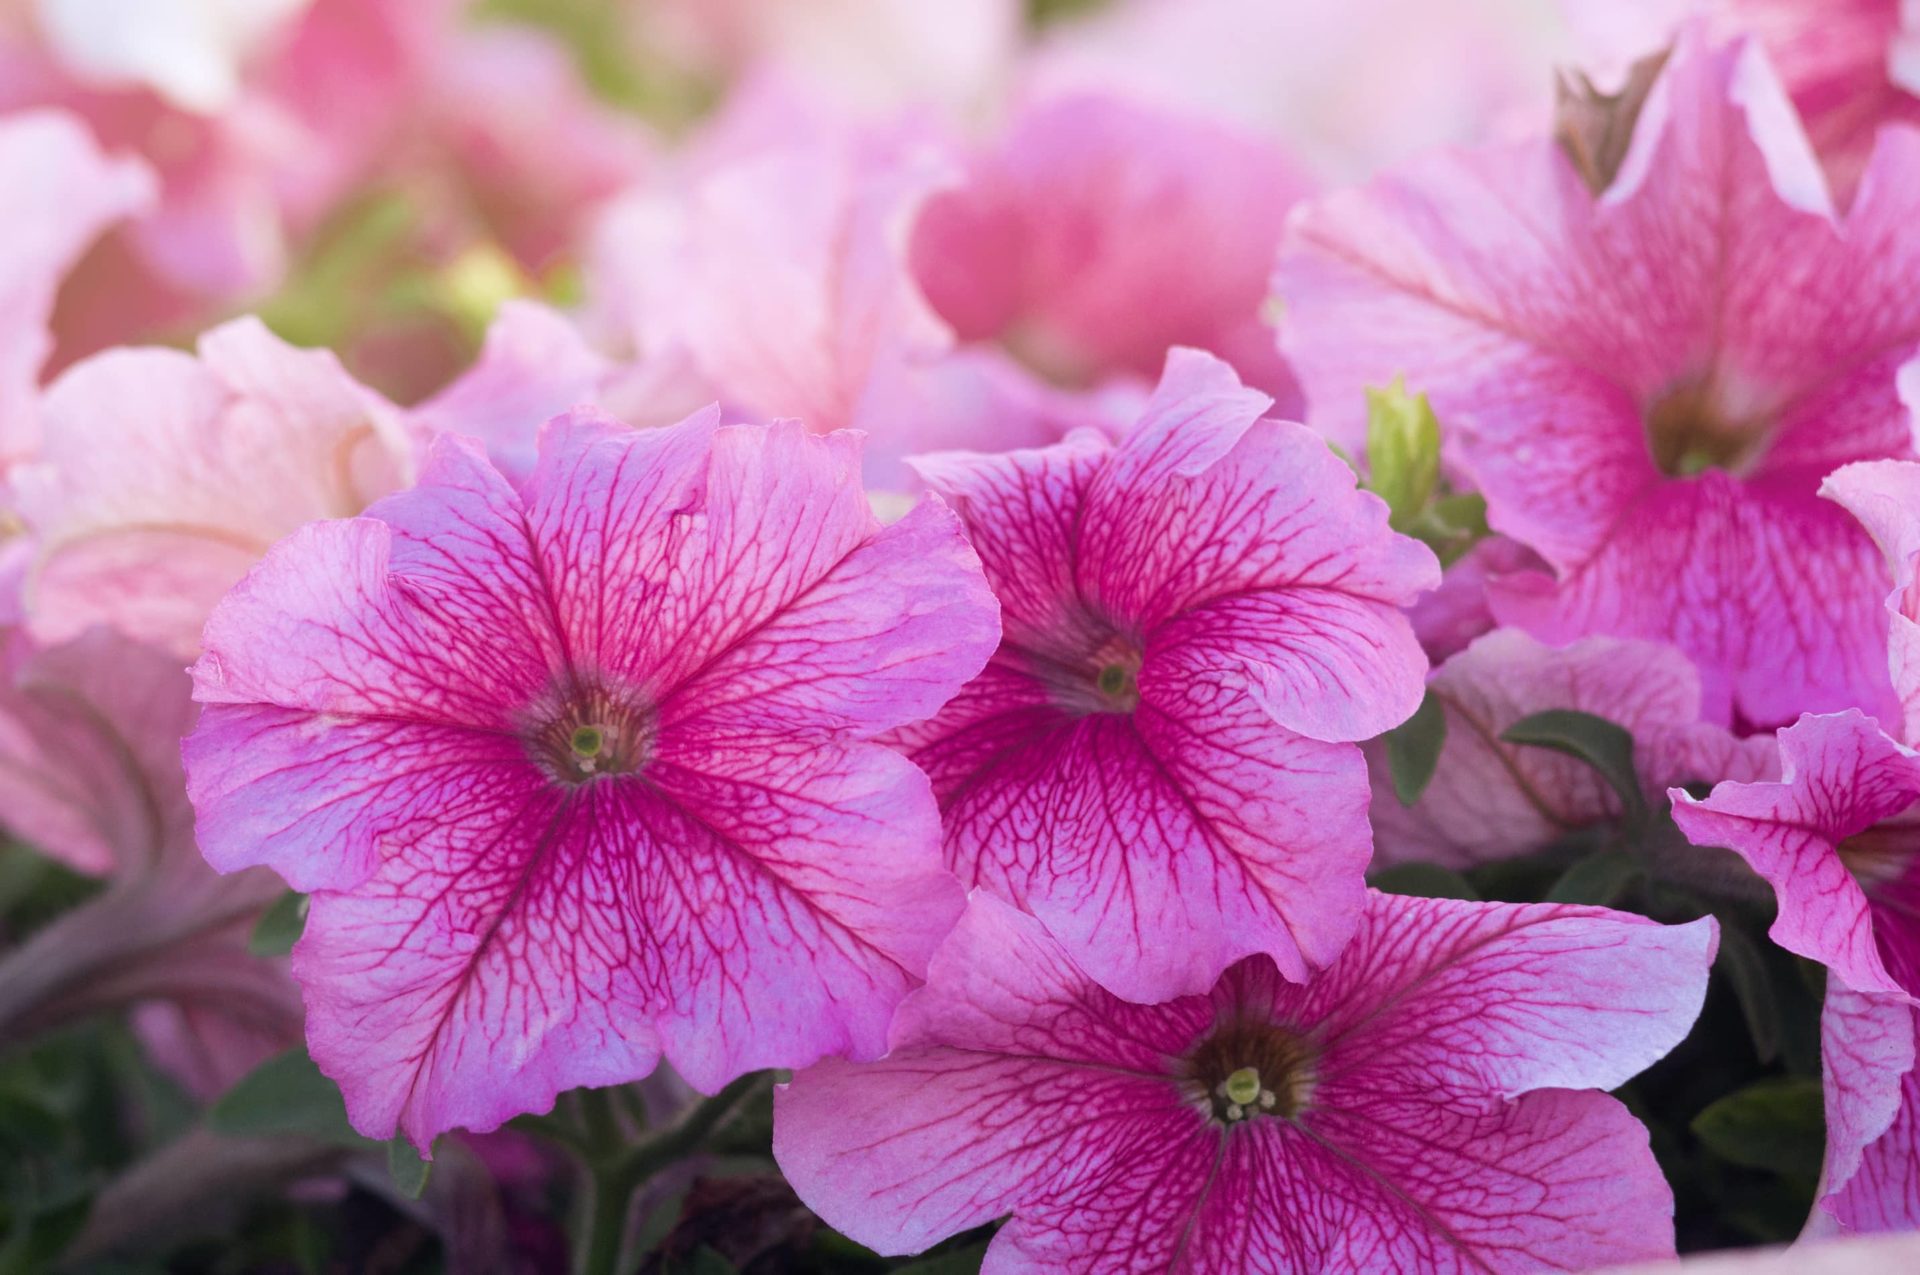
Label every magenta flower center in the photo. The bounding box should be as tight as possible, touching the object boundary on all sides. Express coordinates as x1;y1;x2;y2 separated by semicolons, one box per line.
522;680;655;785
1181;1017;1317;1125
1643;377;1772;478
1030;635;1144;717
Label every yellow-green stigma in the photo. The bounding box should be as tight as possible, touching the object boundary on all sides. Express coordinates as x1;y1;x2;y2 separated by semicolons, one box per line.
1184;1017;1317;1125
570;724;605;759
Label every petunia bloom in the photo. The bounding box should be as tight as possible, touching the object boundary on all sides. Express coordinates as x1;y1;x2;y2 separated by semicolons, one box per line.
9;315;414;658
1373;629;1777;868
1277;29;1920;730
775;890;1716;1273
909;92;1315;402
0;107;153;469
897;348;1438;1003
182;408;999;1149
1669;458;1920;1233
1029;0;1572;179
1562;0;1920;196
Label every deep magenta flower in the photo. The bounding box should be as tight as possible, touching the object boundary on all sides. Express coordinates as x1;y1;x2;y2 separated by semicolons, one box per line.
1277;29;1920;729
775;890;1716;1273
182;409;999;1149
897;348;1438;1002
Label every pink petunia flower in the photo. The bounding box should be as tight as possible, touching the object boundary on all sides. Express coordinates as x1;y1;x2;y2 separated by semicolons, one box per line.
1373;629;1777;869
627;0;1022;122
1277;29;1920;730
1029;0;1573;180
1668;459;1920;1233
8;314;413;658
909;92;1315;403
181;408;999;1149
774;890;1716;1273
0;107;152;469
583;126;1117;489
896;348;1438;1003
0;0;455;311
1563;0;1920;197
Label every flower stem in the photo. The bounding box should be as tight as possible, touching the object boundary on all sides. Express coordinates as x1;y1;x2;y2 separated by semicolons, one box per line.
569;1071;767;1275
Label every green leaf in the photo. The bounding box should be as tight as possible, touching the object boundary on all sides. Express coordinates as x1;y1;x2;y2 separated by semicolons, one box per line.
893;1242;991;1275
1368;862;1479;901
1363;379;1442;530
208;1047;359;1146
1383;691;1447;806
386;1135;431;1199
1545;849;1640;907
1713;920;1782;1065
248;890;308;957
1500;709;1647;825
668;1246;739;1275
1691;1078;1824;1179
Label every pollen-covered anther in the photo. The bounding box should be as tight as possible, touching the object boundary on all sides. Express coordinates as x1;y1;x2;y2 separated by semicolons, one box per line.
1184;1018;1317;1126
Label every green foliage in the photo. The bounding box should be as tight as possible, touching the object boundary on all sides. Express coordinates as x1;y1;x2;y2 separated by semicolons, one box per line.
1358;382;1489;565
1368;862;1480;901
248;890;309;958
1382;690;1447;805
209;1048;360;1146
1691;1079;1825;1181
1501;708;1648;827
1364;379;1442;530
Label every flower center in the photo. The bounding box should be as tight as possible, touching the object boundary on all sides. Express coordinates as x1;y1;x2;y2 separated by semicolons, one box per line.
522;680;653;785
1643;378;1771;478
1182;1017;1316;1126
1030;633;1144;718
1838;820;1920;889
1094;660;1139;710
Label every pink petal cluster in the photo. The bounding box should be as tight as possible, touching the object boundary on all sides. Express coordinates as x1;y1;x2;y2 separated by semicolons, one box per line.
1373;629;1777;868
1564;0;1920;194
9;315;413;657
0;107;152;468
775;890;1716;1272
898;348;1438;1002
1668;460;1920;1232
182;409;1000;1148
909;92;1315;401
1278;28;1920;730
1027;0;1573;179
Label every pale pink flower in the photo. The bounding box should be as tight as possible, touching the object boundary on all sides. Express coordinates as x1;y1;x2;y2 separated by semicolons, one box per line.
1030;0;1573;179
910;91;1315;402
1373;630;1777;868
9;315;413;657
1278;30;1920;729
0;107;152;468
1563;0;1920;195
